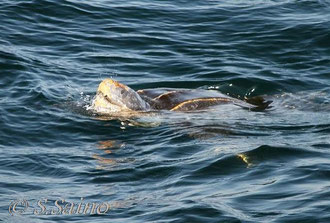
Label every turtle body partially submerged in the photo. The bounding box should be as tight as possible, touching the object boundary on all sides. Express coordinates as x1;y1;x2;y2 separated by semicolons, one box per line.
91;78;271;115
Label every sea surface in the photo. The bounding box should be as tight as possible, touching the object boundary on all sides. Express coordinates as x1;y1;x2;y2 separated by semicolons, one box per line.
1;0;330;222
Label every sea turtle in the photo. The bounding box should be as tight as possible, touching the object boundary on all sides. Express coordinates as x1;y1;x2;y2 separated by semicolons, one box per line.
91;78;271;115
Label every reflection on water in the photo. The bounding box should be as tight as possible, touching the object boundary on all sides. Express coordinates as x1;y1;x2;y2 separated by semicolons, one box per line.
93;140;129;169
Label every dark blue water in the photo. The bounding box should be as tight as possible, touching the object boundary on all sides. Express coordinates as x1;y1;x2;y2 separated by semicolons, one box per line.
1;0;330;222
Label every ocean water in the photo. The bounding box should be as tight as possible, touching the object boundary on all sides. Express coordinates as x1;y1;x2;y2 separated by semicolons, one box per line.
1;0;330;222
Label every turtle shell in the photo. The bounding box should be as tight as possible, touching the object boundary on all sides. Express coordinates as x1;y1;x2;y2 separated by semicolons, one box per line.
137;88;271;111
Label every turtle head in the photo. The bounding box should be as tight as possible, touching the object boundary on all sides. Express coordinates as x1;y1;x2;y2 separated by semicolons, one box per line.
92;78;150;113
